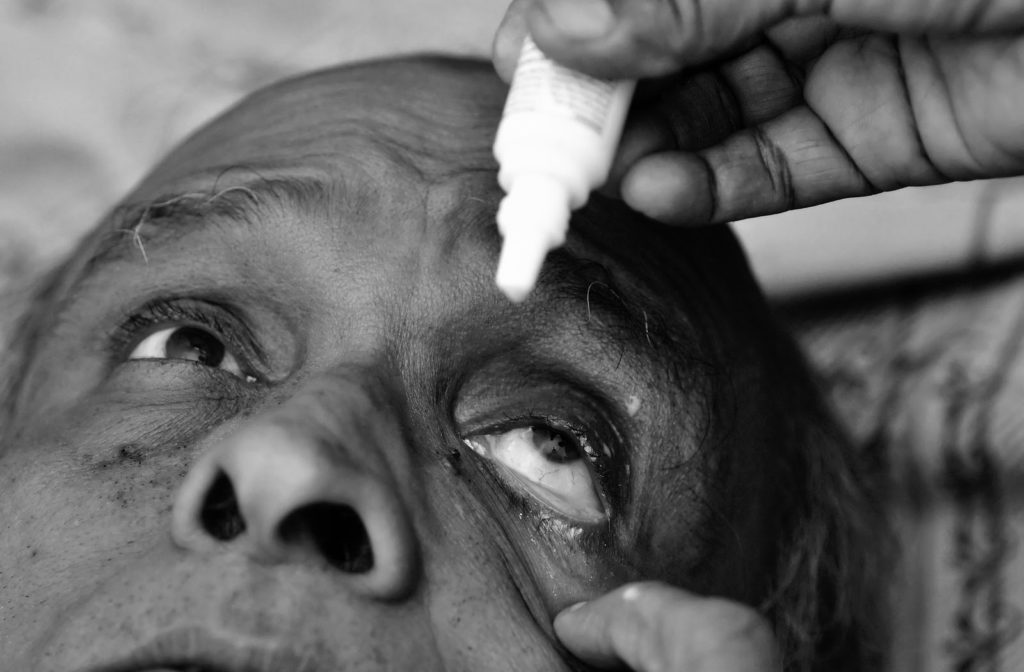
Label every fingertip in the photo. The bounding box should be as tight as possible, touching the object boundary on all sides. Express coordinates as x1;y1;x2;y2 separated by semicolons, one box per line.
533;0;616;43
621;584;642;601
606;119;672;193
621;153;716;225
526;0;661;79
565;600;588;613
529;0;714;80
492;0;532;82
553;600;589;629
553;599;612;663
493;39;522;83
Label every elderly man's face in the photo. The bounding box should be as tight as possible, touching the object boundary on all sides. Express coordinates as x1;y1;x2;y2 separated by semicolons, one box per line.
0;58;788;671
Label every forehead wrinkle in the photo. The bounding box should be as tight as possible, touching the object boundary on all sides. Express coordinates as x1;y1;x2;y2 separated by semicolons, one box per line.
429;172;503;258
359;111;497;183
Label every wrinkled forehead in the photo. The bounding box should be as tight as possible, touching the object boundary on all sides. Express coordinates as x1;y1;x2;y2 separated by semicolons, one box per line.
131;56;507;202
114;56;766;316
44;55;774;383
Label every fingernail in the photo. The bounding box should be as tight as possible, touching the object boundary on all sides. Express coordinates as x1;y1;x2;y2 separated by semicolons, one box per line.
564;601;588;613
540;0;615;40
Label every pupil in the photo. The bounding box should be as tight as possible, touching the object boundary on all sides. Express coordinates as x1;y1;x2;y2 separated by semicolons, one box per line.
166;326;225;366
533;427;576;462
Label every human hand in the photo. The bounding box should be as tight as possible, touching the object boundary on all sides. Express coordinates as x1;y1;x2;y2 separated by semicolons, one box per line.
494;0;1024;225
554;582;779;671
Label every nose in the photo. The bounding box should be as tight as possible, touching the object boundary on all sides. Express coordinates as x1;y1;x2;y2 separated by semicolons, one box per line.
171;371;419;600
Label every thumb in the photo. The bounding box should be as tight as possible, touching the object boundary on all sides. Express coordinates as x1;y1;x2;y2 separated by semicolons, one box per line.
522;0;792;79
492;0;534;82
517;0;1024;80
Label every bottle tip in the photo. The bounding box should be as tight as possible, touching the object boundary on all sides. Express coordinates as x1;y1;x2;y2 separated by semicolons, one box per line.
494;174;571;302
495;231;550;303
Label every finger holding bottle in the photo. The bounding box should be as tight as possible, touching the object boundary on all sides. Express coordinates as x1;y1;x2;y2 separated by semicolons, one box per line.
495;0;1024;82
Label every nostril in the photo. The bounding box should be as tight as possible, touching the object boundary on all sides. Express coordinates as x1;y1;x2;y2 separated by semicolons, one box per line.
279;503;374;573
200;471;246;541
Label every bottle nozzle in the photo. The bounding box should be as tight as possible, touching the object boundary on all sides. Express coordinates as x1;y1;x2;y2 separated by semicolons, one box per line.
495;230;550;303
494;174;570;303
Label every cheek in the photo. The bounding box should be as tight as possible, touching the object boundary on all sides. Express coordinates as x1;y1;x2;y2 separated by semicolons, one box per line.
0;396;215;639
420;496;570;671
0;439;179;653
0;435;183;578
2;362;247;540
415;458;619;669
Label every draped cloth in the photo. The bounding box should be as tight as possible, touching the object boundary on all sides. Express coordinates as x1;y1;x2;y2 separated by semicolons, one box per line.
788;266;1024;672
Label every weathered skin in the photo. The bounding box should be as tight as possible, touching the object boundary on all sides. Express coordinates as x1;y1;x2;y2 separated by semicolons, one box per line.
0;57;874;671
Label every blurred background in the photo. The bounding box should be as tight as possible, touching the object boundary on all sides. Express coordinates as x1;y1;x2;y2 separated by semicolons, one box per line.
2;2;1023;670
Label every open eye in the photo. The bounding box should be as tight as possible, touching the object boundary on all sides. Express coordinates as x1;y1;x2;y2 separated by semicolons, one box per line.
464;424;605;523
128;325;245;378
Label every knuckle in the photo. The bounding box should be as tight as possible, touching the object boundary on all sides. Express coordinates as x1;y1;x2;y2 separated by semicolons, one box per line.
661;0;705;60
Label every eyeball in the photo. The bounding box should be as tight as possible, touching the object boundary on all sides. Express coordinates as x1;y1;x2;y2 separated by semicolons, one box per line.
129;325;245;378
464;424;606;523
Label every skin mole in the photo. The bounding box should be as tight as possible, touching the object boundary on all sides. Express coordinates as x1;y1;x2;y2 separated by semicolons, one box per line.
0;55;884;671
104;443;146;468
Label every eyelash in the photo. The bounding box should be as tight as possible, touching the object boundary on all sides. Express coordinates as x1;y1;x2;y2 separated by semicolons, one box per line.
111;298;264;377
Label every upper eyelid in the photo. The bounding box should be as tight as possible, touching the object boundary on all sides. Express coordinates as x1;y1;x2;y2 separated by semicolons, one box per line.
463;415;615;489
111;298;268;373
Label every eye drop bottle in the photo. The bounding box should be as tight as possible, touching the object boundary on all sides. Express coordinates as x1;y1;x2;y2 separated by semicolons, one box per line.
493;35;636;302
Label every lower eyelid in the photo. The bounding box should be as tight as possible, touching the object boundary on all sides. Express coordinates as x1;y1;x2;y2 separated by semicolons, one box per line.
499;477;613;555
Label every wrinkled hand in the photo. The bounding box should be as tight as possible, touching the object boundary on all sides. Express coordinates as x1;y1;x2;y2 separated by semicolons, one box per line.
494;0;1024;225
554;582;779;671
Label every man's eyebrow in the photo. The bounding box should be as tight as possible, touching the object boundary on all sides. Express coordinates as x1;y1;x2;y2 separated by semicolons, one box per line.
538;246;703;368
80;175;330;276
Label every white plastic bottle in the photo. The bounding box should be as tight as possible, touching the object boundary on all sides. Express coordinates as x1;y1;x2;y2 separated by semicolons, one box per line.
493;35;636;302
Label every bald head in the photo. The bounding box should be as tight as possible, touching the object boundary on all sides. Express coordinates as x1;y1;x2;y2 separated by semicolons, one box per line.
137;57;505;196
0;56;879;671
